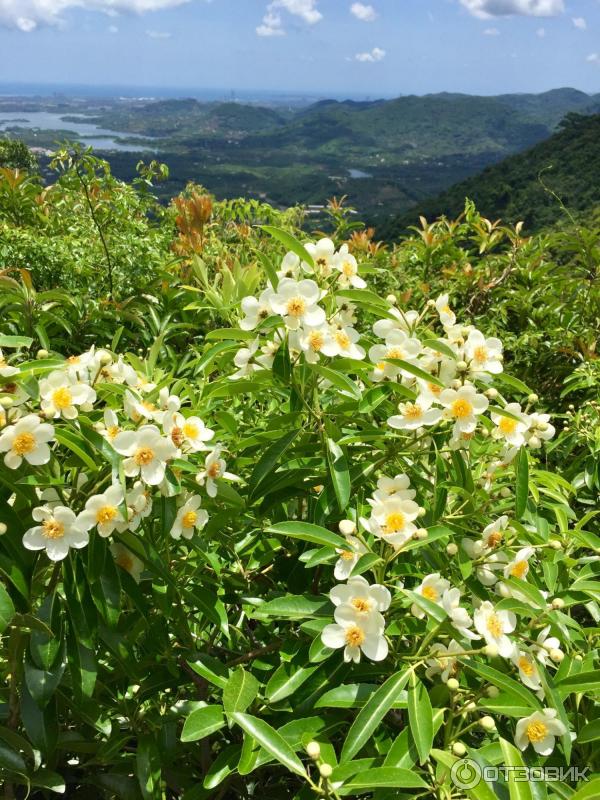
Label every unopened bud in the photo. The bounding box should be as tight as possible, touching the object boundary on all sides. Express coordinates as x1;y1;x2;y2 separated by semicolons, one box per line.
446;678;459;691
319;763;333;779
485;388;498;399
463;701;477;713
550;649;564;663
451;379;462;390
386;294;397;305
417;507;426;517
426;299;436;307
537;421;549;432
486;685;500;698
456;360;468;372
99;352;112;366
446;543;458;556
414;528;428;540
0;522;7;535
306;741;321;759
484;643;498;658
527;393;538;404
36;349;49;360
528;435;541;449
500;487;511;498
0;397;13;409
452;742;467;757
551;597;565;610
338;519;356;536
548;540;562;551
479;716;496;732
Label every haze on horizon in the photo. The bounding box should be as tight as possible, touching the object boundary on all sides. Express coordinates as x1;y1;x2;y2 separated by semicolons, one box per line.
0;0;598;98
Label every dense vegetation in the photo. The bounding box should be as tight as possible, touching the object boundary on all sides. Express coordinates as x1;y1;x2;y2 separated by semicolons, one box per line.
383;113;600;236
0;148;598;800
4;87;599;218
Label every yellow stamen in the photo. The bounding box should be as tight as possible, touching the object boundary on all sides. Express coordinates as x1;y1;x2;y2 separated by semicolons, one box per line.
308;331;325;351
42;518;65;539
526;721;548;743
52;387;72;410
352;597;372;613
486;614;503;638
511;560;528;579
499;417;517;435
12;432;36;456
96;506;117;525
183;422;199;439
473;345;488;363
451;398;473;419
134;447;154;466
182;510;198;529
286;297;306;318
404;403;423;420
344;625;365;648
518;657;535;677
422;586;438;601
384;512;405;534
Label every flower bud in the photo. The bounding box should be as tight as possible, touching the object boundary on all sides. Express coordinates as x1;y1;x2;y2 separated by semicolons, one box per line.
537;421;549;431
426;299;436;307
0;522;7;535
319;763;333;779
99;352;112;366
484;643;498;658
500;487;511;498
485;685;500;698
446;678;459;691
550;648;564;663
485;388;498;399
551;597;565;610
417;507;426;517
306;741;321;760
452;742;466;757
528;435;541;449
574;654;583;662
456;360;468;372
451;379;462;390
0;397;13;409
479;716;496;732
414;528;428;540
496;582;511;598
338;519;356;536
527;393;539;404
548;539;562;551
386;294;397;305
463;701;477;713
36;349;49;360
446;543;458;556
568;404;575;411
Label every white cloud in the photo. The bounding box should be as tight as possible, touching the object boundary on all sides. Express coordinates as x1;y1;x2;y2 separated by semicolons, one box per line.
586;52;599;64
0;0;192;31
483;26;500;34
355;46;385;62
572;17;586;30
256;0;321;37
108;23;118;32
350;2;377;22
460;0;564;19
146;28;171;37
536;26;545;36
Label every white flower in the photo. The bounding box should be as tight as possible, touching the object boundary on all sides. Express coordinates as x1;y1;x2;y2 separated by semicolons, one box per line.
0;414;55;469
113;425;177;486
321;616;387;663
464;329;503;376
388;396;442;431
526;412;556;448
491;404;530;447
164;412;214;452
305;238;335;277
39;371;96;419
335;297;358;325
230;340;262;381
333;246;366;289
476;552;509;587
435;294;456;327
122;481;153;531
270;278;326;330
373;308;420;339
425;639;463;681
298;325;336;363
534;626;562;666
0;348;18;378
239;288;275;330
334;535;368;580
23;505;89;561
196;446;228;498
370;473;416;503
330;575;391;625
515;709;566;756
411;573;450;618
326;325;365;360
171;494;208;540
503;547;535;581
442;588;479;640
473;601;516;657
77;484;125;537
102;356;139;387
277;251;301;280
123;390;161;423
440;384;489;435
511;649;542;691
98;408;122;443
462;515;510;558
365;496;421;549
111;542;144;582
369;330;422;381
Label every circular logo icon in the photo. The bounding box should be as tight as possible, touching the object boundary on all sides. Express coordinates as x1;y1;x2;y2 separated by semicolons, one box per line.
451;758;481;790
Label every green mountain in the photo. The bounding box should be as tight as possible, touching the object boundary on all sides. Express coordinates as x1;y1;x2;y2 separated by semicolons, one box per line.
378;113;600;237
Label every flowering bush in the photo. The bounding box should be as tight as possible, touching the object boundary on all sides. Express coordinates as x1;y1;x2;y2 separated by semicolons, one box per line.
0;229;598;799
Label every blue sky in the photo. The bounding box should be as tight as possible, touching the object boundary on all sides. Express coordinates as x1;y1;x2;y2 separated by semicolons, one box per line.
0;0;598;97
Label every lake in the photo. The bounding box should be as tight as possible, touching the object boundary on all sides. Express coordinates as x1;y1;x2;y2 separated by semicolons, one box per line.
0;111;154;152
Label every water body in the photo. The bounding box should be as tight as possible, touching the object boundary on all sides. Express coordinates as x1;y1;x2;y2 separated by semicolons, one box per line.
348;168;372;179
0;111;154;152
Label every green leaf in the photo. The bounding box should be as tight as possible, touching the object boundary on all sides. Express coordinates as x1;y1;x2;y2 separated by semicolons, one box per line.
30;768;66;794
327;437;351;513
261;225;314;269
577;719;600;743
385;358;444;387
556;670;600;693
499;738;534;800
0;582;15;633
339;767;429;793
407;672;434;765
341;667;412;763
570;778;600;800
463;661;542;711
54;428;98;472
230;712;306;777
0;335;33;349
537;663;571;762
181;705;226;742
310;364;362;400
265;521;348;550
265;663;319;704
251;594;331;620
431;750;498;800
223;668;260;715
515;447;529;519
136;733;161;800
248;429;300;502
